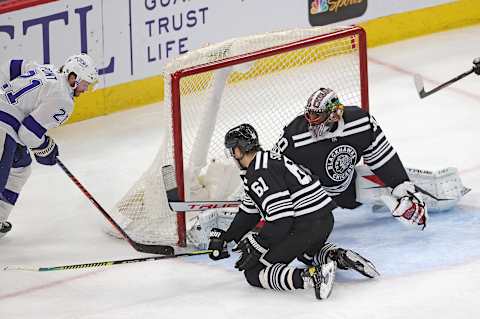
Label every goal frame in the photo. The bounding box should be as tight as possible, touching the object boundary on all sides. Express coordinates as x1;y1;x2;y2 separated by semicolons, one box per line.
170;25;369;246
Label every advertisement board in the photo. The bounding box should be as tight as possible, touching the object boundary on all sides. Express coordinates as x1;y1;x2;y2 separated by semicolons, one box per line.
1;0;455;87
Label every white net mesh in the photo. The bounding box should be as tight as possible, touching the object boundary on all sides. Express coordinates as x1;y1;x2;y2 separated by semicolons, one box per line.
107;26;368;246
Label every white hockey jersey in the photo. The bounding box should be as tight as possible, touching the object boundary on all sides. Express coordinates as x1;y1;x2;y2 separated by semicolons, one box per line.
0;60;74;148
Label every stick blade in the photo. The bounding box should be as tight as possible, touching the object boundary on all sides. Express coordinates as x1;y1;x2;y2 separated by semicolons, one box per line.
162;165;180;203
2;265;38;271
413;74;427;98
132;243;175;255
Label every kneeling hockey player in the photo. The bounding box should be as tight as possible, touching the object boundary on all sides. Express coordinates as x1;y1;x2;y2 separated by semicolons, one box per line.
207;123;379;300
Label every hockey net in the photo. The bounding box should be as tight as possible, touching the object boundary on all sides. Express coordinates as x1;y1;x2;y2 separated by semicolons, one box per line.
107;25;369;247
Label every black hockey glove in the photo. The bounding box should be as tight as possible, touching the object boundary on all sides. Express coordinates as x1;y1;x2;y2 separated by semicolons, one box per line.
208;228;230;261
31;136;59;166
473;57;480;75
233;233;268;271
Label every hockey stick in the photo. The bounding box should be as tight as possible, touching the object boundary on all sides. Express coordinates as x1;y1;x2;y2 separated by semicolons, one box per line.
162;164;240;212
56;158;174;255
366;185;456;201
2;250;213;272
414;57;480;98
169;201;240;212
414;185;455;202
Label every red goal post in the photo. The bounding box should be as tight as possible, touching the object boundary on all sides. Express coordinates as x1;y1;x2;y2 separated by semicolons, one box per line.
109;25;369;248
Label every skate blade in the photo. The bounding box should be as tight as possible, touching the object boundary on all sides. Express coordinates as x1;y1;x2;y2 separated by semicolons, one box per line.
345;250;380;278
315;260;336;300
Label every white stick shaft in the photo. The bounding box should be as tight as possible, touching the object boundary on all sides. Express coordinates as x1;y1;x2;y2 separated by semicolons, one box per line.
169;201;239;212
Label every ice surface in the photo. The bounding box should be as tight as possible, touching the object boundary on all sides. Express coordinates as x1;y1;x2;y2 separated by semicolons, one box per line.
1;25;480;319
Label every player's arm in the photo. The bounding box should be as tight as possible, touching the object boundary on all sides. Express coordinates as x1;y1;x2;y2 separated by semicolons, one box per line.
362;114;409;188
363;114;428;228
0;59;38;82
18;97;73;166
222;194;261;243
18;97;72;149
251;166;295;247
232;166;295;270
207;193;260;260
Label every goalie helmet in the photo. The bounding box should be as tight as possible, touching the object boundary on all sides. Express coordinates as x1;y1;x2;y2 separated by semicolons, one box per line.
304;87;344;137
224;123;261;154
62;53;99;87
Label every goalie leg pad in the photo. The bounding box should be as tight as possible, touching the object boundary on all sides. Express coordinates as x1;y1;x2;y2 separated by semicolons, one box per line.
355;165;469;212
186;208;236;249
405;167;469;211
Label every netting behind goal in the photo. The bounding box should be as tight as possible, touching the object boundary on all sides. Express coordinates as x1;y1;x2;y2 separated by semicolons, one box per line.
108;25;369;247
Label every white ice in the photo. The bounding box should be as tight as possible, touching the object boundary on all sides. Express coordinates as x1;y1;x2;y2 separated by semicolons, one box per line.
1;25;480;319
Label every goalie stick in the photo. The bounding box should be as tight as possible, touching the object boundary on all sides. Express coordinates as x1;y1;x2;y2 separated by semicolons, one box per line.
2;250;213;272
414;57;480;98
57;158;174;255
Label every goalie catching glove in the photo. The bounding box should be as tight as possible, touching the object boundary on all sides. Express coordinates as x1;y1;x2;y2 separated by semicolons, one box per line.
381;181;428;230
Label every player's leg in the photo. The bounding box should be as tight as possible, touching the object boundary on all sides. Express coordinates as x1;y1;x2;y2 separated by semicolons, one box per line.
0;132;18;238
242;212;336;299
0;141;32;238
315;242;379;278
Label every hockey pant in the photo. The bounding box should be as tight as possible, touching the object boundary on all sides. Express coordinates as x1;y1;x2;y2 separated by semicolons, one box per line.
243;211;334;291
0;132;32;222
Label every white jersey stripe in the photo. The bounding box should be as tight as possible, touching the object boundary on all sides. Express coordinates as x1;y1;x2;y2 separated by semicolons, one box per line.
366;148;396;170
261;190;290;210
343;116;369;129
294;197;332;217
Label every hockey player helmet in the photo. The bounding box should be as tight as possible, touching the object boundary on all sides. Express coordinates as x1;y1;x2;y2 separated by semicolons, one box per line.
224;123;260;156
63;53;99;88
304;87;344;136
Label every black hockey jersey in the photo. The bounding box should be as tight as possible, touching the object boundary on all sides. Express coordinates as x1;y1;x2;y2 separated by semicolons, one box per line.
273;105;409;209
223;150;336;247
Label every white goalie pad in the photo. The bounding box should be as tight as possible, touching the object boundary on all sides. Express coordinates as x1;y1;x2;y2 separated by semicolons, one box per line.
186;208;237;249
186;160;247;249
356;165;470;212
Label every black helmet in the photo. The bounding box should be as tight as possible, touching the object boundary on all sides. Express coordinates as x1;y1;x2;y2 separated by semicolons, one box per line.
224;123;260;153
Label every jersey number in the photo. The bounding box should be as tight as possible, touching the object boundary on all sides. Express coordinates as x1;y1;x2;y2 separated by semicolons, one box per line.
53;108;68;124
251;177;269;197
284;158;312;185
273;137;288;154
4;70;42;105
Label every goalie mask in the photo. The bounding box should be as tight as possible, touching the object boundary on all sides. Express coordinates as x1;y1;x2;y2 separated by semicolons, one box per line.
304;87;344;138
224;123;261;168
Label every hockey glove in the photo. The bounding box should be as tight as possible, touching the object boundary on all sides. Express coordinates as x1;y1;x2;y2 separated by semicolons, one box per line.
382;181;429;230
473;57;480;75
233;233;269;271
208;228;230;261
31;136;59;166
